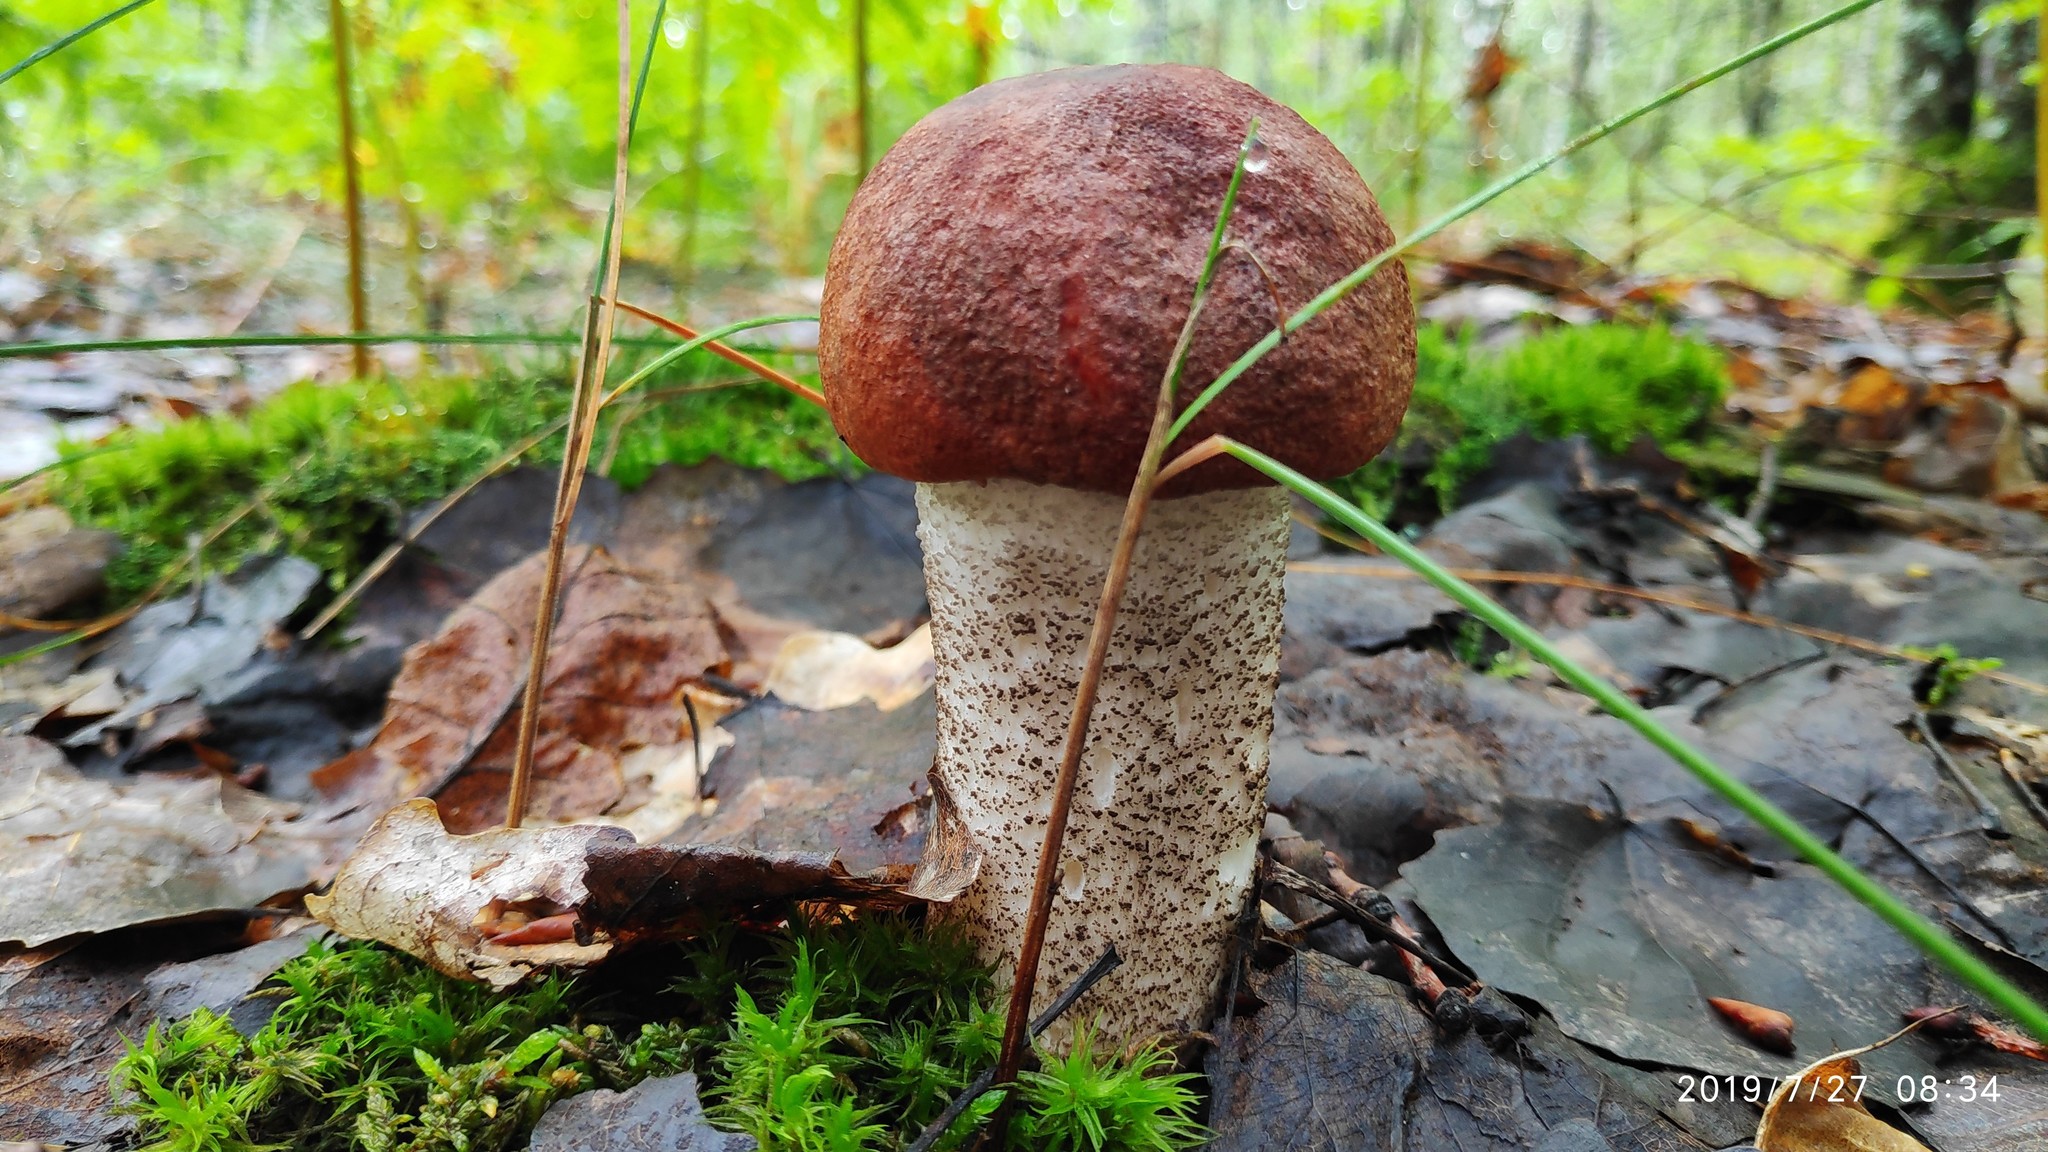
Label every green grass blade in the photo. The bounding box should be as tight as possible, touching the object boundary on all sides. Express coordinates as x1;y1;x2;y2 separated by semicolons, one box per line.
0;0;160;87
603;313;820;401
1218;436;2048;1043
1167;0;1887;443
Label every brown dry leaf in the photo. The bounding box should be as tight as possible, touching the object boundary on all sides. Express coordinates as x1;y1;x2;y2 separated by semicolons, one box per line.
1462;32;1518;107
311;546;730;835
307;798;976;986
0;735;328;946
761;622;934;712
1758;1042;1932;1152
307;800;616;987
1829;364;1919;445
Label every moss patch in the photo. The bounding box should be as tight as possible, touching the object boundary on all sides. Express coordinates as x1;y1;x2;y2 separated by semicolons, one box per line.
1331;320;1730;520
51;353;852;605
113;915;1204;1152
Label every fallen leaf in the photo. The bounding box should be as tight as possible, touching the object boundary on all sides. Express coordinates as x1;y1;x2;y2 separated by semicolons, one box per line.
307;799;974;986
0;735;327;947
1206;948;1712;1150
527;1071;750;1152
0;505;116;624
311;546;730;835
761;623;934;712
1758;1051;1929;1152
63;554;321;747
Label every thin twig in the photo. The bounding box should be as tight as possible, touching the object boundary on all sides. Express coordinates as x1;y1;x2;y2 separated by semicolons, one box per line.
298;416;568;640
612;298;825;406
507;0;634;829
2000;749;2048;834
1745;441;1780;527
326;0;370;380
904;946;1123;1152
1262;861;1478;984
1284;536;2048;700
1915;711;2007;838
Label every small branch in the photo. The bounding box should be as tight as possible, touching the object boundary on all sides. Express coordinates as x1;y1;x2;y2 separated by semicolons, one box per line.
1262;861;1477;984
299;416;569;640
612;298;825;406
1287;545;2048;700
1744;441;1779;528
326;0;371;380
2001;750;2048;833
507;0;634;830
1914;711;2007;838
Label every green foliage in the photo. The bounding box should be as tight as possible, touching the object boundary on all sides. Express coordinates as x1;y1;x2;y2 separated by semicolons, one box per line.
1901;643;2006;707
112;937;657;1152
1008;1027;1206;1152
50;355;848;604
115;916;1203;1152
1332;320;1730;517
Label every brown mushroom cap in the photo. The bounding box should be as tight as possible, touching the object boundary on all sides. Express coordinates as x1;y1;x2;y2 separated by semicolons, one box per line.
819;63;1416;496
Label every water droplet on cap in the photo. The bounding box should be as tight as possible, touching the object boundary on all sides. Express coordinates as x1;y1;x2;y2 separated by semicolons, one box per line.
1243;137;1271;174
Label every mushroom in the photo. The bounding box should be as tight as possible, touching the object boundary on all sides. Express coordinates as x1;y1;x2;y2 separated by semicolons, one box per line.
819;63;1415;1048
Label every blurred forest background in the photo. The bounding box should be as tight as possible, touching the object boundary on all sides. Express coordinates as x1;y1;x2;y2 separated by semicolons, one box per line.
0;0;2037;339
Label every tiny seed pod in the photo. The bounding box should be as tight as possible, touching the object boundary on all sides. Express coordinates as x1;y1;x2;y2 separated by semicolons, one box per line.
1708;996;1796;1056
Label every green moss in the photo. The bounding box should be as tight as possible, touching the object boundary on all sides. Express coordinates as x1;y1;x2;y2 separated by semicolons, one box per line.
113;915;1206;1152
1330;320;1730;518
51;353;853;604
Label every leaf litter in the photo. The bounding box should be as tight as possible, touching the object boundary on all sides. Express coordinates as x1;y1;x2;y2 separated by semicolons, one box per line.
9;243;2048;1147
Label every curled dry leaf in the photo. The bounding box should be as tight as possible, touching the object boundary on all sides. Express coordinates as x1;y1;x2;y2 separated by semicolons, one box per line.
307;800;614;987
1757;1033;1933;1152
761;622;934;713
307;798;977;986
311;546;731;837
1712;996;1799;1056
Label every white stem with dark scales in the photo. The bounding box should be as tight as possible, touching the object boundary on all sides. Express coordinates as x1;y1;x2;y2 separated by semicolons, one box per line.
916;478;1290;1049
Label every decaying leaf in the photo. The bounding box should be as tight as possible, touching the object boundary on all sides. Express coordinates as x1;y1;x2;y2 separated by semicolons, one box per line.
63;554;321;747
1404;798;1953;1090
761;622;933;712
527;1071;749;1152
307;798;975;987
1758;1044;1930;1152
0;735;328;947
311;546;730;835
307;800;616;987
1206;948;1710;1150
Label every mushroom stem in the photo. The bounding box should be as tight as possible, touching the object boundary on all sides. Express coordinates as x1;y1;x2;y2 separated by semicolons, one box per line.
917;478;1289;1049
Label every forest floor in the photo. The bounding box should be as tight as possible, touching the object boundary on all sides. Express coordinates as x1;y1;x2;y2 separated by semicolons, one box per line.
4;228;2048;1150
